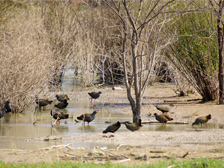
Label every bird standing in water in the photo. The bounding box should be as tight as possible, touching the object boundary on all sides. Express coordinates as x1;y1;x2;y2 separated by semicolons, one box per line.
35;97;53;110
192;114;212;126
50;110;69;125
4;101;12;112
124;119;143;131
154;113;173;125
77;111;97;125
103;121;121;133
88;91;102;104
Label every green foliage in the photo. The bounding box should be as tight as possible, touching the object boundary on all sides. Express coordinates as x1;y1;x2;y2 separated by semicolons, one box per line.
167;1;219;101
0;158;223;168
175;11;218;73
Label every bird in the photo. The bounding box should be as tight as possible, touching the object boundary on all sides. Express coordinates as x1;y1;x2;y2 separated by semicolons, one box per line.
192;114;212;126
55;99;68;109
88;91;102;103
50;110;69;125
155;103;174;113
0;108;6;119
77;111;97;125
103;121;121;133
35;97;53;110
56;94;69;102
124;119;143;131
4;101;12;112
154;113;173;125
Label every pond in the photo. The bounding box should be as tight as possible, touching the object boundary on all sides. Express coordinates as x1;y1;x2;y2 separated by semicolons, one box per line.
0;70;222;150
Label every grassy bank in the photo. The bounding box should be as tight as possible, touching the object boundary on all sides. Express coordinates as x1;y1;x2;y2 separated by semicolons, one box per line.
0;158;223;168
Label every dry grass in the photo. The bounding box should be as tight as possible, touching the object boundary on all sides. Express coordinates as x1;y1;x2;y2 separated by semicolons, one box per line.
0;2;122;111
0;7;55;111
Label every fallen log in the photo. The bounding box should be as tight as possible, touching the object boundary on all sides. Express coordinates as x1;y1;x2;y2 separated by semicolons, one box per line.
142;120;189;125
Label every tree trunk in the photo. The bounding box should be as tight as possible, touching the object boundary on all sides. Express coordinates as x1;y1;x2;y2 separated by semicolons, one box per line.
217;0;224;104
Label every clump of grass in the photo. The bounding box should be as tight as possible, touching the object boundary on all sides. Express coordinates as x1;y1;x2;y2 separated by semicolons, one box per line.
0;158;223;168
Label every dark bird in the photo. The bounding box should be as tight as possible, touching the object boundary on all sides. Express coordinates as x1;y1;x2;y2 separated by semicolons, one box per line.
103;121;121;133
4;101;12;112
124;119;143;132
88;91;102;103
50;110;69;125
0;108;6;119
56;94;69;102
55;99;68;109
35;97;53;110
155;104;174;113
192;114;212;126
154;113;173;125
77;111;97;125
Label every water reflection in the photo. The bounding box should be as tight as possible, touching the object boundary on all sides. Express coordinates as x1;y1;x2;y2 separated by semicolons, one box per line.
51;125;69;135
77;125;96;132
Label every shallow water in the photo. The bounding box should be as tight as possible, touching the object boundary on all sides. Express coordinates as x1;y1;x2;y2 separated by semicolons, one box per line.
0;71;222;150
0;99;222;150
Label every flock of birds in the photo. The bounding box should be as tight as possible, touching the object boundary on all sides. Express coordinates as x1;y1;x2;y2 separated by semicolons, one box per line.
0;91;212;134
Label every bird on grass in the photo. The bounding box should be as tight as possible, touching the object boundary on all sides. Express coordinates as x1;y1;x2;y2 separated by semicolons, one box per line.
155;104;175;113
124;119;143;132
55;99;68;109
192;114;212;126
50;110;69;125
77;111;97;125
154;113;173;125
88;91;102;103
56;94;70;102
103;121;121;133
35;97;53;110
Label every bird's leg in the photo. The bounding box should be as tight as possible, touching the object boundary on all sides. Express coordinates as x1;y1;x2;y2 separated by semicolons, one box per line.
53;120;57;125
56;117;60;125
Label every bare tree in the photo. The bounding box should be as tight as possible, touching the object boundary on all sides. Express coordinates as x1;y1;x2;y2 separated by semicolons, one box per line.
103;0;175;122
209;0;224;104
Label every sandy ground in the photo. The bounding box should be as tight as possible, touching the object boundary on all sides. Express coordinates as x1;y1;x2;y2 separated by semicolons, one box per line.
0;83;224;165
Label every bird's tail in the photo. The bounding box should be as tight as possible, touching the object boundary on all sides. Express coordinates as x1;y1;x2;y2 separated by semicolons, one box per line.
77;116;83;120
50;110;53;116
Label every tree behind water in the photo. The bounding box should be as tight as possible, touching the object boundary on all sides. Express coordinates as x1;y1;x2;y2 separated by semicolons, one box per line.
103;0;176;122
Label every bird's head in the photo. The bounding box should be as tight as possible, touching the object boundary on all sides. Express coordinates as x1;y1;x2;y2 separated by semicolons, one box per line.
207;114;212;119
